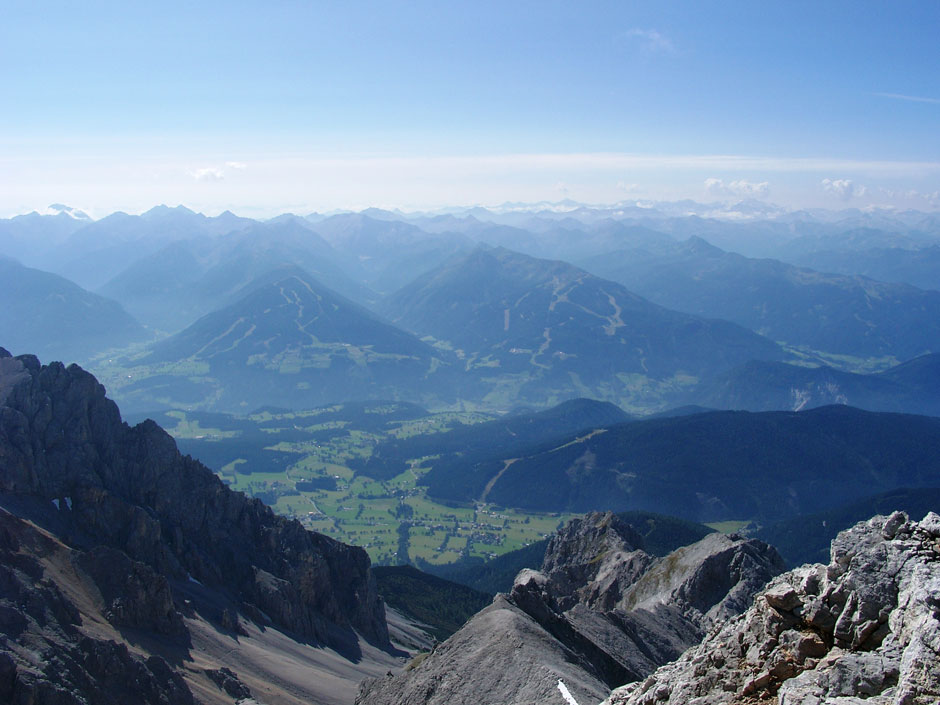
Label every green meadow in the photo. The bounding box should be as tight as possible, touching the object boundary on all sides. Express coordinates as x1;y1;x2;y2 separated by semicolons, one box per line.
145;403;574;566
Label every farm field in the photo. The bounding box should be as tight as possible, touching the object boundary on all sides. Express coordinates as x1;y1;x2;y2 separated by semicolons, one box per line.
132;403;575;566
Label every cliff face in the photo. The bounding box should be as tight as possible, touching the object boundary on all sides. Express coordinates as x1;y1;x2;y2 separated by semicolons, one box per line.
356;512;784;705
0;348;393;704
604;511;940;705
0;348;387;648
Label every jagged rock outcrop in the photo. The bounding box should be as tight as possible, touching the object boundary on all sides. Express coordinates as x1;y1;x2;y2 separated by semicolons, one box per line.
0;347;401;704
0;507;197;705
356;512;784;705
0;347;388;649
77;545;186;636
604;511;940;705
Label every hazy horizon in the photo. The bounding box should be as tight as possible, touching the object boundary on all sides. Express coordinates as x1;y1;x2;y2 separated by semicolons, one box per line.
3;2;938;217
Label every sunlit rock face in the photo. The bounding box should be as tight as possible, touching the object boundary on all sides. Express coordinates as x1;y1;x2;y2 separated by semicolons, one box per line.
604;511;940;705
356;512;784;705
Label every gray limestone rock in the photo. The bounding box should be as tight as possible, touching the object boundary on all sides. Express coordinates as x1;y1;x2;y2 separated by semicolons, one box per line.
603;512;940;705
0;352;388;649
357;512;784;705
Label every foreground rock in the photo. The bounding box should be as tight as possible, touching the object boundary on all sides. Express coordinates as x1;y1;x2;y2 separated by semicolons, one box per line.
0;348;397;704
604;511;940;705
356;512;784;705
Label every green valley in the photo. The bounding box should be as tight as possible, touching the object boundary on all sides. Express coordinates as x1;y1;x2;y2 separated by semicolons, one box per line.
131;403;576;566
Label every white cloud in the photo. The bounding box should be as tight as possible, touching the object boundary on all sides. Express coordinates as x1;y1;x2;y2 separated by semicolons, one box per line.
625;28;674;53
821;178;867;200
897;188;940;206
189;162;247;182
190;167;225;182
705;177;769;198
874;92;940;105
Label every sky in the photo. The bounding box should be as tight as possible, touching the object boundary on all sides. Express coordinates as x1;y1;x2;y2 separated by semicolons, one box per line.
2;1;939;217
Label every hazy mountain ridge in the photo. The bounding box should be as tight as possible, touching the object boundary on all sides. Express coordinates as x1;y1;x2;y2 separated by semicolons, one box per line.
382;246;784;410
580;236;940;359
305;213;475;294
98;220;374;332
123;268;444;412
50;205;256;290
0;257;148;364
792;243;940;292
4;202;939;416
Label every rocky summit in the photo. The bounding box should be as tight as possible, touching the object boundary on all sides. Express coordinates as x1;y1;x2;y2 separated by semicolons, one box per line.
355;512;784;705
604;511;940;705
0;348;398;705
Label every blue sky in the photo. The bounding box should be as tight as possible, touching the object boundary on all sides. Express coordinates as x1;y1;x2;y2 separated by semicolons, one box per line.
2;1;938;216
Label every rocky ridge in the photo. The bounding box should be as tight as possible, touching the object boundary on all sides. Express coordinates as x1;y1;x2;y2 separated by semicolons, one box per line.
0;348;395;704
603;511;940;705
356;512;784;705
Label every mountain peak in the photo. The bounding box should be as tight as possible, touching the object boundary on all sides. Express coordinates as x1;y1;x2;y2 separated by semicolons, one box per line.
45;203;91;220
142;204;198;218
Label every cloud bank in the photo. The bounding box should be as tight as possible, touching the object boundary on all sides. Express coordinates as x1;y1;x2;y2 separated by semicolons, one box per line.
705;177;770;197
821;178;867;200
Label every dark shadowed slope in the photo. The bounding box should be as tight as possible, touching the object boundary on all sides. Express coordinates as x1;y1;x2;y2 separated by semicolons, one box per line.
756;486;940;566
693;353;940;416
0;348;401;705
422;405;940;523
357;397;630;481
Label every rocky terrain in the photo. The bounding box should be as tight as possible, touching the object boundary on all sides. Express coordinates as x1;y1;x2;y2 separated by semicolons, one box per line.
356;512;785;705
604;511;940;705
0;347;401;704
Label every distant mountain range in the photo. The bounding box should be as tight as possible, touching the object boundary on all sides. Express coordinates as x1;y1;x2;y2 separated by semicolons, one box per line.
0;256;147;363
580;236;940;359
98;219;374;331
791;243;940;292
3;202;939;415
382;246;783;410
305;213;473;294
48;205;255;290
121;267;443;412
